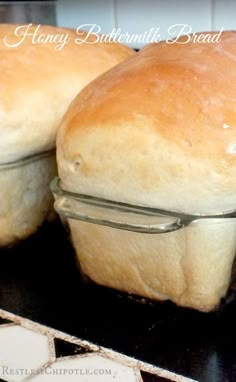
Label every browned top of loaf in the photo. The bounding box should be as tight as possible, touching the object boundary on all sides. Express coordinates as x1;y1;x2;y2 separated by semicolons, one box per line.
0;24;132;101
62;31;236;167
0;23;133;162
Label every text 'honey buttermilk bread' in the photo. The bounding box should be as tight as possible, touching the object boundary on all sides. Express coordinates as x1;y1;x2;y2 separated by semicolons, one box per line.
0;23;133;246
56;31;236;312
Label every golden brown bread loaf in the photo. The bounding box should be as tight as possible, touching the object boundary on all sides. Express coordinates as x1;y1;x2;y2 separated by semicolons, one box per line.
0;24;133;163
0;23;133;245
58;31;236;215
57;31;236;311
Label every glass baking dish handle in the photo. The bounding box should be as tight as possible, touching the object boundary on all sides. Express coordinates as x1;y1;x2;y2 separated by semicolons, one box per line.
51;178;236;234
53;196;184;234
51;178;185;234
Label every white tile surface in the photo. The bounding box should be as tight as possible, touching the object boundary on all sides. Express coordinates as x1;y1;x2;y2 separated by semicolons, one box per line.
30;354;137;382
56;0;115;34
0;325;50;382
115;0;212;48
213;0;236;30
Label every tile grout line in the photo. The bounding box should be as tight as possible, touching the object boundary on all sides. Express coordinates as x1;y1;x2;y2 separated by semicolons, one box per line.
47;335;56;363
39;351;143;381
0;323;16;329
0;310;99;352
0;309;198;382
135;368;144;382
22;360;53;382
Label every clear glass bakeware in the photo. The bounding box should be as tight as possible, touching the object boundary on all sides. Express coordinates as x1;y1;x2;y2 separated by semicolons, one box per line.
51;177;236;234
0;149;56;171
51;176;236;312
0;149;56;246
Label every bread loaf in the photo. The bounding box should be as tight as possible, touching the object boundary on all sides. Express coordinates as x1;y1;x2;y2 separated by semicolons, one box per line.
0;23;133;245
0;24;133;163
57;31;236;311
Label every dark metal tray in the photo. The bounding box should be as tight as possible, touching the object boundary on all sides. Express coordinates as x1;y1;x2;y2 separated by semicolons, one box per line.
0;222;235;382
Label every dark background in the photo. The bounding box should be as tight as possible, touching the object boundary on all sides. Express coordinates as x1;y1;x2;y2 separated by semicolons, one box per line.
0;222;236;382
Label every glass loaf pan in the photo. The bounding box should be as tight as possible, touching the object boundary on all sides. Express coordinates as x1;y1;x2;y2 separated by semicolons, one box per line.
0;150;57;246
51;177;236;312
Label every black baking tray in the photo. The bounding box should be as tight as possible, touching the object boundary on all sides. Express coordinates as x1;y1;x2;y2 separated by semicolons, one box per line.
0;221;236;382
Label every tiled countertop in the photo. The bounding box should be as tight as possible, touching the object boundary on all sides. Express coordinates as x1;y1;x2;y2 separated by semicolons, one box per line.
0;310;191;382
0;222;236;382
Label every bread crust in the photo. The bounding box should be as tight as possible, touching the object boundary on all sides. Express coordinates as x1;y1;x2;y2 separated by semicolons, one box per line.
0;23;133;244
57;31;236;311
58;31;236;215
0;153;57;246
68;219;236;312
0;23;133;163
